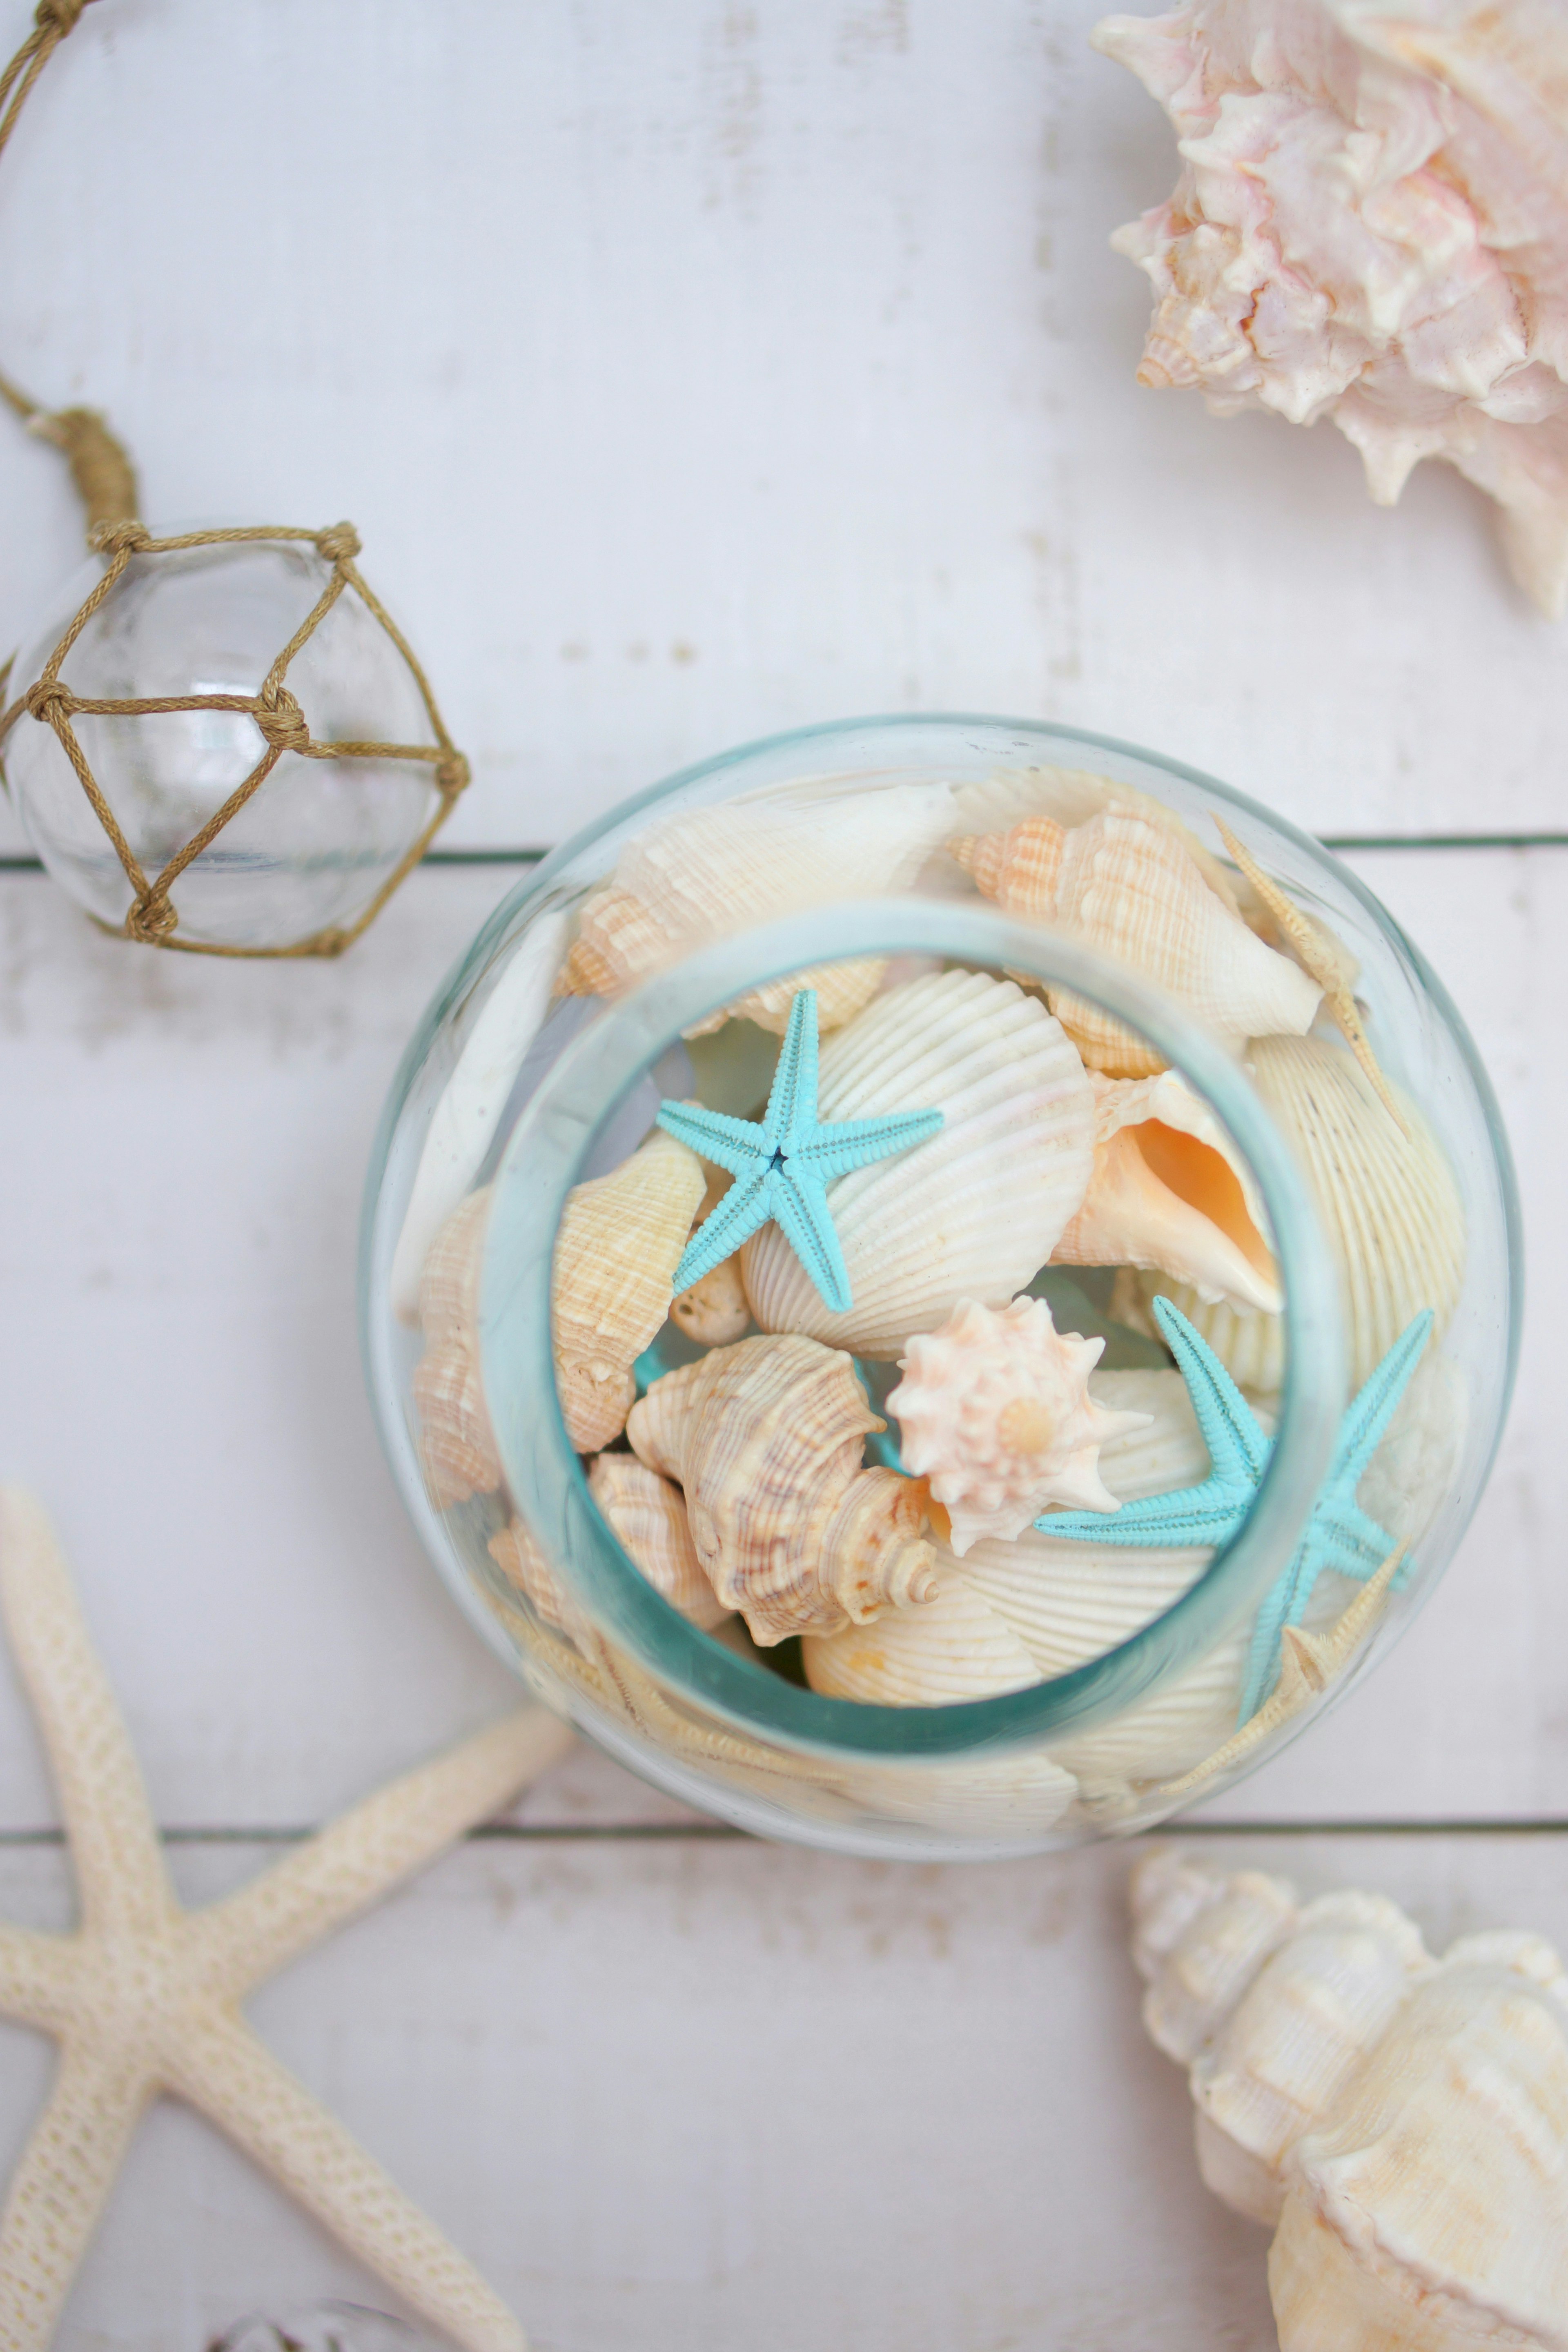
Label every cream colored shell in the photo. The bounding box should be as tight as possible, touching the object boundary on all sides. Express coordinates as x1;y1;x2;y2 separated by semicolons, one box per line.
552;1128;707;1451
1136;1033;1466;1392
670;1251;752;1347
1053;1067;1280;1315
627;1332;938;1646
1130;1850;1568;2351
411;1188;501;1510
742;969;1096;1359
586;1454;730;1630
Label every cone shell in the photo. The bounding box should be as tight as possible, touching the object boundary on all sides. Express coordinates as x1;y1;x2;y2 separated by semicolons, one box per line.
552;1129;707;1451
1137;1033;1466;1392
627;1332;939;1645
742;970;1096;1359
670;1251;752;1348
1053;1068;1281;1315
587;1453;730;1630
558;780;956;1033
411;1188;500;1509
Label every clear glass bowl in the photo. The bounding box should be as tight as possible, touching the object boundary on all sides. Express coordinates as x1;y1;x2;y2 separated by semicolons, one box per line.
361;715;1520;1859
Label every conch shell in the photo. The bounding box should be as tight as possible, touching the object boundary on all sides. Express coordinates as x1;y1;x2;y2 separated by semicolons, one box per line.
626;1332;938;1645
1096;0;1568;617
951;805;1321;1076
411;1188;501;1510
1134;1033;1466;1391
586;1453;730;1630
886;1295;1153;1554
742;970;1096;1358
1052;1067;1280;1315
552;1128;707;1450
1131;1849;1568;2349
557;779;956;1033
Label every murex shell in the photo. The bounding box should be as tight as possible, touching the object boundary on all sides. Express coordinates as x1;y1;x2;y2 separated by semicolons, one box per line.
742;969;1096;1359
1135;1032;1466;1392
628;1332;938;1646
552;1128;706;1451
951;805;1321;1076
558;778;956;1034
886;1295;1153;1555
1096;0;1568;617
1131;1849;1568;2351
586;1453;730;1630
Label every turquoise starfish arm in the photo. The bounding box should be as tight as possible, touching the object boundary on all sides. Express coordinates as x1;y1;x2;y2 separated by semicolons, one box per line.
1331;1310;1434;1485
655;1100;768;1180
771;1167;853;1316
764;987;819;1145
1151;1296;1272;1485
791;1107;945;1179
670;1167;774;1294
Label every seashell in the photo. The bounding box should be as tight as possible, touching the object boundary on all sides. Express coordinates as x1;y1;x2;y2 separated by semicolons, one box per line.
1129;1852;1568;2350
741;969;1096;1359
670;1251;753;1348
410;1188;500;1509
803;1565;1041;1704
1136;1033;1466;1392
552;1129;707;1451
952;804;1321;1077
949;814;1065;918
885;1294;1154;1555
557;780;956;1032
627;1332;939;1645
586;1453;730;1630
488;1514;588;1644
390;908;570;1321
949;768;1253;918
1096;0;1568;617
1052;1067;1280;1315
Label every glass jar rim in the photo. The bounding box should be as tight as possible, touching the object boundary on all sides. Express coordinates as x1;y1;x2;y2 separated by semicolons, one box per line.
479;889;1347;1760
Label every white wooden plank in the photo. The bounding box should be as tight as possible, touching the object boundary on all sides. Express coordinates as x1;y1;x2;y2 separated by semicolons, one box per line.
0;844;1557;1834
0;0;1564;860
0;1827;1560;2348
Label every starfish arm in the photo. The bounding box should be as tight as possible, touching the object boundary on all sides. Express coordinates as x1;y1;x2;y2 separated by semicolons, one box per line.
196;1708;574;2002
1332;1312;1433;1484
771;1168;853;1314
1149;1301;1272;1484
791;1106;944;1179
0;2038;152;2352
171;2009;526;2352
654;1101;766;1181
0;1488;176;1938
668;1167;773;1295
1308;1492;1400;1580
1037;1479;1243;1548
1238;1561;1305;1725
0;1925;75;2033
764;988;819;1147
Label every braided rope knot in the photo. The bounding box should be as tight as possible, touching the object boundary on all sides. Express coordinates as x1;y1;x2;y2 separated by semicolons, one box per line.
23;675;71;724
125;893;178;944
434;751;470;795
254;687;310;755
314;521;361;564
35;0;91;35
88;518;152;557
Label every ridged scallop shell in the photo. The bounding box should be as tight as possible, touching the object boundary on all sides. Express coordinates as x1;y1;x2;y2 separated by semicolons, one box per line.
558;780;956;1033
1131;1851;1568;2351
411;1188;500;1509
670;1251;752;1347
627;1332;938;1645
552;1129;707;1451
1096;0;1568;617
803;1566;1041;1704
886;1295;1153;1554
742;970;1096;1359
1053;1068;1281;1315
956;804;1322;1077
1136;1033;1466;1392
587;1453;729;1630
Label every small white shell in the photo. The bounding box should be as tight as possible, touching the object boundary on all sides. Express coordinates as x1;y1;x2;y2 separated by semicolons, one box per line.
670;1252;753;1348
742;970;1096;1359
587;1453;730;1630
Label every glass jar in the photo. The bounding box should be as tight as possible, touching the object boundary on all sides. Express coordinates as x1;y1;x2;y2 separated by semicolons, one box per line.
360;716;1519;1860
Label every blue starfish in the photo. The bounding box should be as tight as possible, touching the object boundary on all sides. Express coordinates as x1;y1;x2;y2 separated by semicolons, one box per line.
1036;1296;1432;1725
655;988;943;1314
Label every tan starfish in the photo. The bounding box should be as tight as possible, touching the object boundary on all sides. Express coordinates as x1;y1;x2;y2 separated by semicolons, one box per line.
1156;1541;1407;1799
0;1486;573;2352
1211;813;1408;1134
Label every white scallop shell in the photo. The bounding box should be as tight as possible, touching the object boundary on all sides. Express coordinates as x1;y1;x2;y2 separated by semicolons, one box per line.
742;970;1096;1359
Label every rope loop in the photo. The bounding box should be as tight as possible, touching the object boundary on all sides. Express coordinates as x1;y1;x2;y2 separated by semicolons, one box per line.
125;892;178;944
254;685;310;755
88;517;151;557
23;675;71;724
314;521;361;564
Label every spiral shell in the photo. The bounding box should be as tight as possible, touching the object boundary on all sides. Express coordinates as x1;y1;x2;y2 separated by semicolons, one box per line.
552;1129;707;1450
742;970;1096;1359
627;1332;938;1645
587;1453;729;1629
411;1188;500;1509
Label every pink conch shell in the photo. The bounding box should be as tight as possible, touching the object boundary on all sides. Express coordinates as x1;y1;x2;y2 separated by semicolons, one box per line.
886;1296;1153;1556
952;806;1320;1076
1097;0;1568;616
587;1454;731;1630
1053;1068;1281;1315
411;1188;500;1510
627;1332;938;1645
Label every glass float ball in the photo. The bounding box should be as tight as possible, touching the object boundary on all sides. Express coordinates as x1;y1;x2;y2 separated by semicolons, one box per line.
3;532;444;951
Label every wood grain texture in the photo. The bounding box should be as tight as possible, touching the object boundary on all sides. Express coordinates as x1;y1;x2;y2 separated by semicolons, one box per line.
0;0;1563;861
